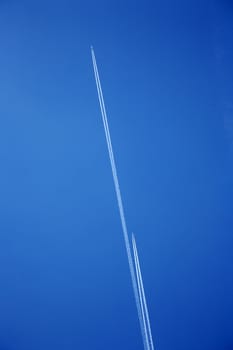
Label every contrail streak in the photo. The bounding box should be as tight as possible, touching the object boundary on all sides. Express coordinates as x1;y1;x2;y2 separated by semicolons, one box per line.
132;234;155;350
91;47;154;350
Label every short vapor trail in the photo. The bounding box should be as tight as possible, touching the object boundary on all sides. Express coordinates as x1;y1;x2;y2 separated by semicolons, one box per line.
132;234;155;350
91;47;154;350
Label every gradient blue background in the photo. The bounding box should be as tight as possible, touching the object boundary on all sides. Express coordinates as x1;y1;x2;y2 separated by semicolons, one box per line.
0;1;233;349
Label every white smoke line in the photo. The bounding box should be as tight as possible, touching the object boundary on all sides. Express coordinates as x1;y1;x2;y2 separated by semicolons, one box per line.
132;235;154;350
93;56;150;350
132;234;155;350
132;234;150;349
132;235;149;347
91;52;115;175
91;47;150;350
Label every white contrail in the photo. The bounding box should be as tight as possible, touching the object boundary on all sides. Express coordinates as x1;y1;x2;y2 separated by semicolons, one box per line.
132;235;151;349
91;47;153;350
132;234;155;350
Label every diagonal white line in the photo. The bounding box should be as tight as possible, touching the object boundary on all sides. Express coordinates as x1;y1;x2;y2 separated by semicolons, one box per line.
91;47;154;350
132;234;151;349
132;234;155;350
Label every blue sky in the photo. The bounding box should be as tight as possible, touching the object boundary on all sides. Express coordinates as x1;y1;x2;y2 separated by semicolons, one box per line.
0;1;233;349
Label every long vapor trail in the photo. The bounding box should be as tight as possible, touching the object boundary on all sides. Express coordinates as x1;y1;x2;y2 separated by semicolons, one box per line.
91;47;154;350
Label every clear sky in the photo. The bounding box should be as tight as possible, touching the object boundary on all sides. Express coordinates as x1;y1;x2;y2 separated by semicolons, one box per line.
0;1;233;349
